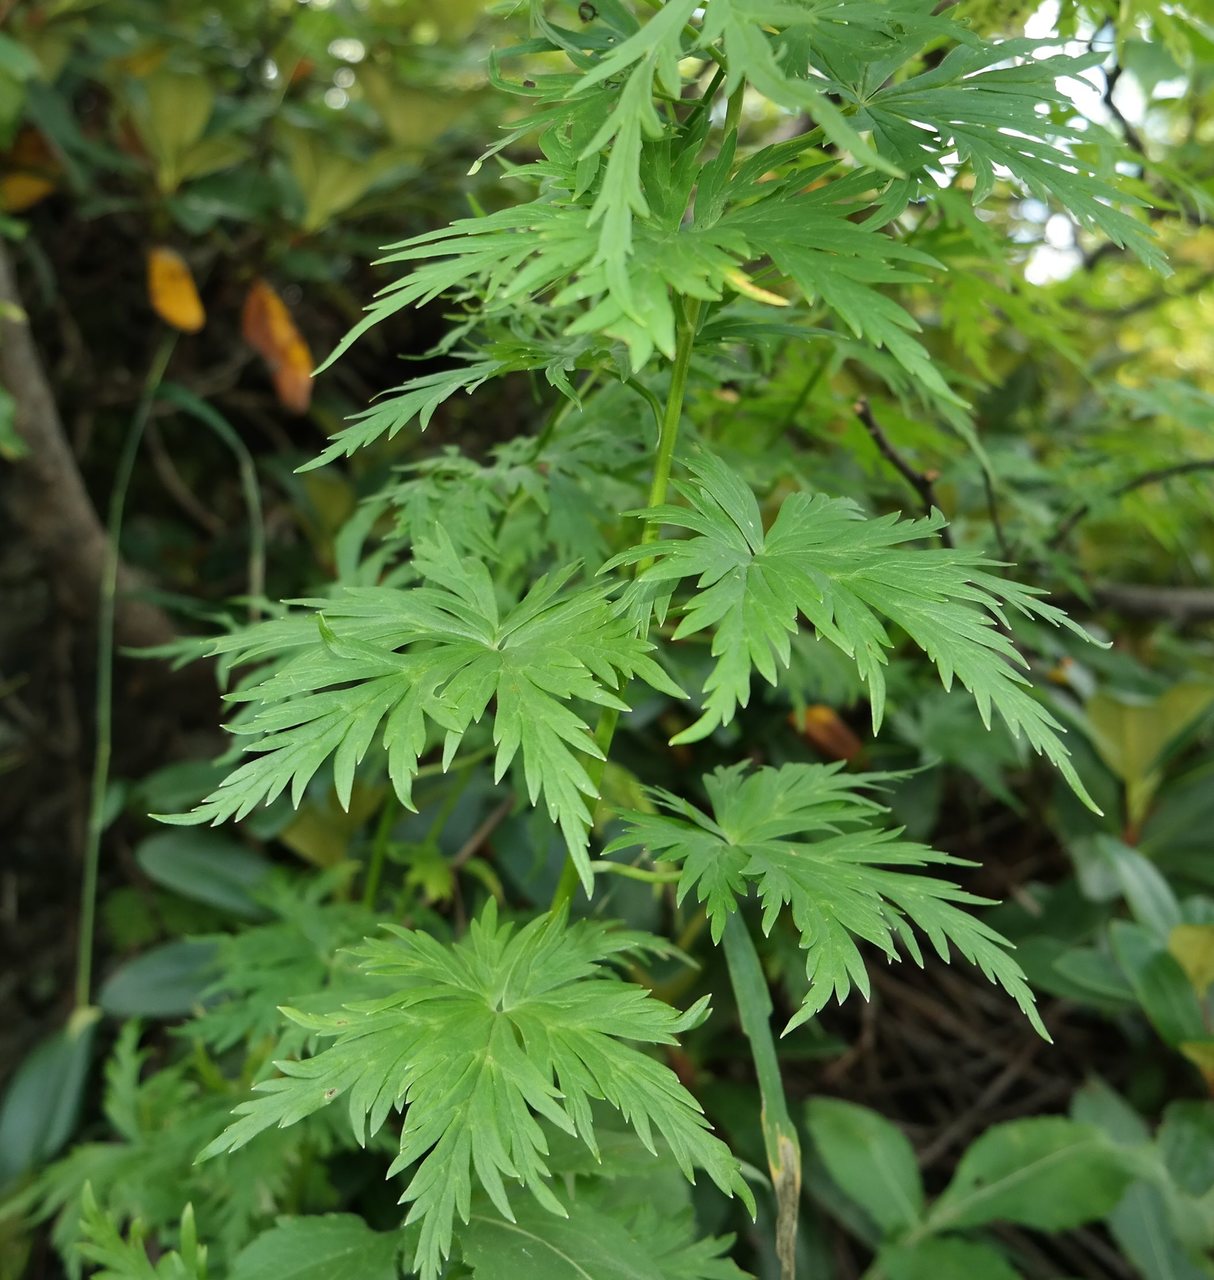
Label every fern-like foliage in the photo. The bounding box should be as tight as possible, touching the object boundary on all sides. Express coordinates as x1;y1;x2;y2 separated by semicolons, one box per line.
609;451;1095;804
200;903;753;1280
78;1188;206;1280
164;530;683;889
607;761;1043;1035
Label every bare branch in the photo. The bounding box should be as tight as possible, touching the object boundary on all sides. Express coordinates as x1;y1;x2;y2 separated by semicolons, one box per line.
0;241;175;650
854;397;954;548
1048;457;1214;550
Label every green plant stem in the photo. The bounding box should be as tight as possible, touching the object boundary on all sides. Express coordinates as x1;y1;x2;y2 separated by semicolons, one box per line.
362;798;397;908
722;914;801;1280
640;295;703;558
75;334;177;1010
588;860;682;884
550;297;704;912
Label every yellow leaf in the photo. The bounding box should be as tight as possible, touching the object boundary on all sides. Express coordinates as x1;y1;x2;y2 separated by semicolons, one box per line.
1170;924;1214;998
1;126;59;211
0;172;55;212
788;705;864;763
725;268;791;307
241;278;314;413
1180;1040;1214;1094
1086;682;1214;829
358;69;478;152
146;247;205;333
127;70;215;192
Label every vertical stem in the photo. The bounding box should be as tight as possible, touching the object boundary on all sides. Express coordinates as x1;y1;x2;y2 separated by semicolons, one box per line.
723;914;801;1280
75;335;177;1010
362;797;397;908
641;295;703;558
549;296;703;912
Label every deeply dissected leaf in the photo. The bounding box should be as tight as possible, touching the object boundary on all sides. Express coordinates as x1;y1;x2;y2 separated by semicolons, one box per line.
165;529;682;890
228;1215;400;1280
199;903;752;1280
609;762;1043;1034
77;1186;206;1280
610;451;1096;808
460;1197;746;1280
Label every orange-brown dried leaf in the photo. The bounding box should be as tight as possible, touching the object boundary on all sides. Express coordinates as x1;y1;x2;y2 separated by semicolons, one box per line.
242;278;314;414
147;246;205;333
788;705;864;763
1;128;60;211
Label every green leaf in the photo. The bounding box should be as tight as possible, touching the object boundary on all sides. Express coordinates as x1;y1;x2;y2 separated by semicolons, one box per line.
98;941;217;1019
1106;1183;1214;1280
1091;836;1183;941
610;450;1097;810
1159;1102;1214;1198
804;1098;923;1237
928;1117;1139;1232
1111;920;1207;1047
877;1238;1024;1280
0;1008;99;1183
228;1215;401;1280
460;1197;747;1280
134;830;270;919
609;762;1043;1035
199;903;752;1280
866;41;1165;270
77;1185;206;1280
166;530;682;892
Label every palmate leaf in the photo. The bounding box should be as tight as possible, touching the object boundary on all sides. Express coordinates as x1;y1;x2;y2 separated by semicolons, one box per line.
461;1197;747;1280
163;530;684;890
864;40;1166;271
607;762;1044;1035
608;451;1096;807
199;903;753;1280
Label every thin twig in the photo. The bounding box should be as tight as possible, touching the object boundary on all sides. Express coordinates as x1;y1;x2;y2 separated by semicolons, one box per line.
854;398;954;547
1103;64;1148;161
1048;457;1214;549
980;466;1012;560
146;422;223;536
449;796;514;871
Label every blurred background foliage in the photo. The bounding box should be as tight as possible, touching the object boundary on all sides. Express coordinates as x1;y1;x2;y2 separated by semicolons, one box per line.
1;0;1213;1277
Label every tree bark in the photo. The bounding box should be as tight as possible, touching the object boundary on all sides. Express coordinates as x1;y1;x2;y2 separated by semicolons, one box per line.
0;240;176;650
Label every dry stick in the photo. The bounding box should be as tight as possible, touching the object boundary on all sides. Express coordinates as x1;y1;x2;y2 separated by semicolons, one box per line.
853;398;955;548
0;242;176;650
1048;456;1214;550
449;796;514;872
1071;582;1214;625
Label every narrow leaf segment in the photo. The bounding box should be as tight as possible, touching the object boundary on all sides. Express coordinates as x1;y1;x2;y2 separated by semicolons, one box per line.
200;903;753;1280
609;761;1046;1037
609;450;1097;808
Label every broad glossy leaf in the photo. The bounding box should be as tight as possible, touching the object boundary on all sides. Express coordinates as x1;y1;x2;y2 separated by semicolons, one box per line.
1111;920;1206;1046
804;1098;923;1236
98;940;218;1018
878;1238;1023;1280
134;829;270;918
928;1117;1139;1232
0;1008;98;1182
